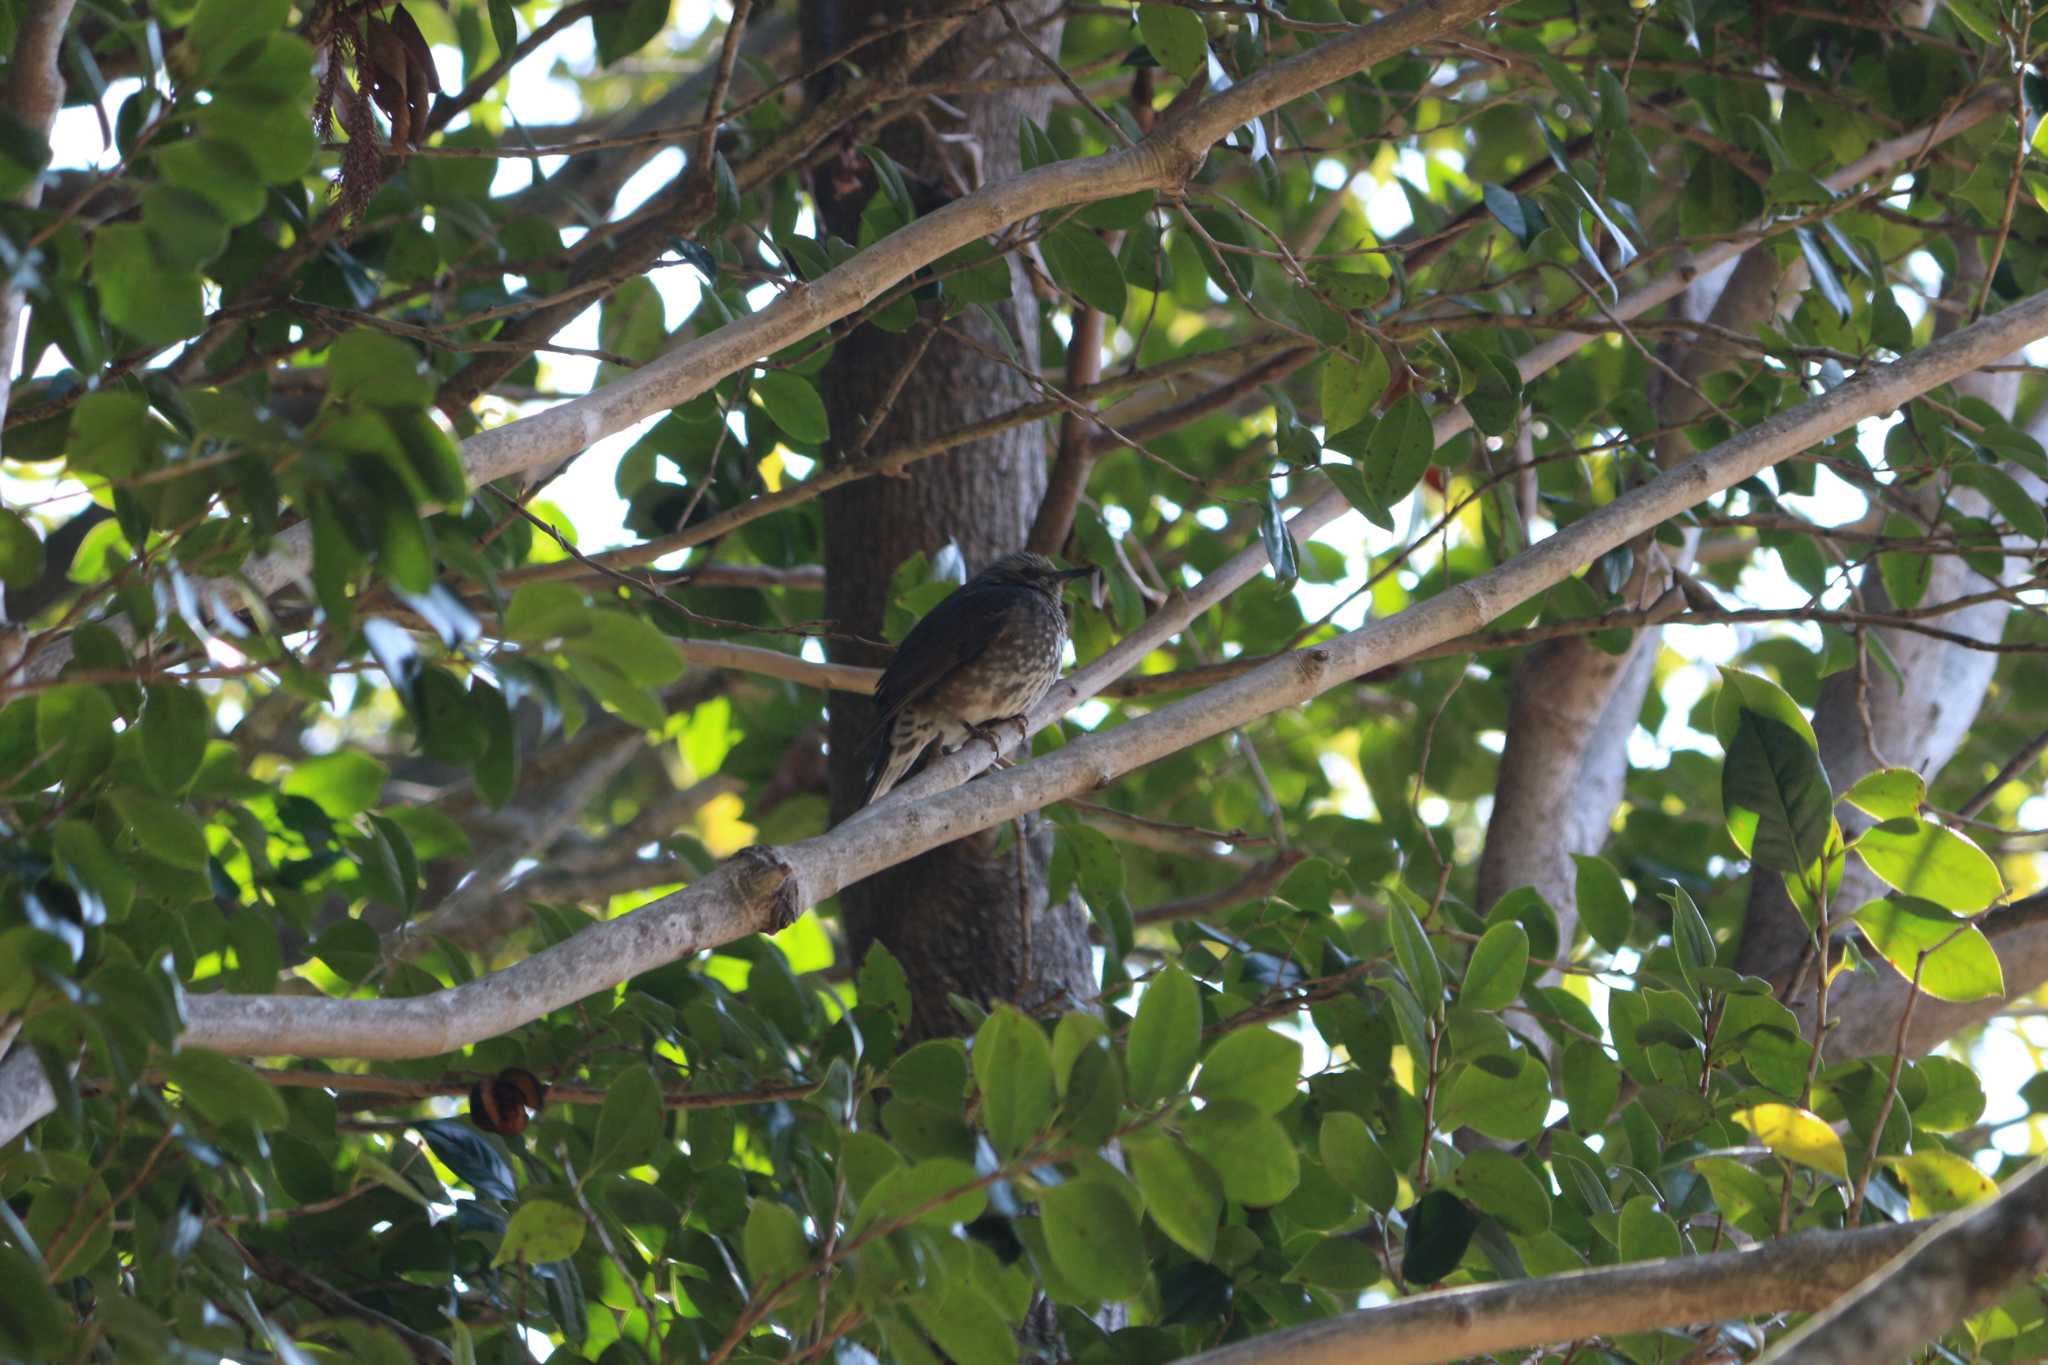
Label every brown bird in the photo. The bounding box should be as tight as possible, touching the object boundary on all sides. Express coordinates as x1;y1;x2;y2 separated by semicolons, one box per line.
861;551;1095;805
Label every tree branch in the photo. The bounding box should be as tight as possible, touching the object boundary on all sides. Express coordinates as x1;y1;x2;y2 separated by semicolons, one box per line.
1175;1221;1928;1365
1755;1159;2048;1365
7;270;2045;1144
0;0;82;436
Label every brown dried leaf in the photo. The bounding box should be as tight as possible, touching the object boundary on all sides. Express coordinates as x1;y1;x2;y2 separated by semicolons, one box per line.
389;5;441;95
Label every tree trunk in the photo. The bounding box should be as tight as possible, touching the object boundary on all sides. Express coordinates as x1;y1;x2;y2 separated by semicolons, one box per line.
806;0;1094;1041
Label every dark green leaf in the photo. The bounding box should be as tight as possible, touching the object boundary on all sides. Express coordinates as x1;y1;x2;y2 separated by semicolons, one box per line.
592;1064;664;1174
167;1047;288;1131
1040;224;1126;317
752;371;830;445
1722;709;1833;875
1401;1189;1477;1284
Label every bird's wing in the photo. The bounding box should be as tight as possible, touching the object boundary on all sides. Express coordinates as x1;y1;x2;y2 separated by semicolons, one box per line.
868;584;1014;725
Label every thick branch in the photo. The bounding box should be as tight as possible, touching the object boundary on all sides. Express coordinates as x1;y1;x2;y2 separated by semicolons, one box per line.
1756;1159;2048;1364
0;0;81;438
1176;1221;1928;1365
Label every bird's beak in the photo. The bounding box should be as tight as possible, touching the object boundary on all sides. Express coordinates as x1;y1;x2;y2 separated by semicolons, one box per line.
1052;564;1096;582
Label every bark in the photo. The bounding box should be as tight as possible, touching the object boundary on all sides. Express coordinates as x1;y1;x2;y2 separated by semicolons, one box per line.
0;0;81;442
805;0;1095;1041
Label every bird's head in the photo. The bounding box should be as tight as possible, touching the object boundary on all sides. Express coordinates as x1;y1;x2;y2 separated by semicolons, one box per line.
974;551;1096;594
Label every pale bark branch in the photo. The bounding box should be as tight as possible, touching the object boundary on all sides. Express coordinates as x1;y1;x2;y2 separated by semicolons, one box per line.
1756;1159;2048;1365
1175;1221;1929;1365
0;0;81;440
6;273;2045;1145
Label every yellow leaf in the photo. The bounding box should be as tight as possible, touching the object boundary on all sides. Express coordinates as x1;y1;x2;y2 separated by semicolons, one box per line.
1883;1151;1998;1217
1734;1103;1847;1179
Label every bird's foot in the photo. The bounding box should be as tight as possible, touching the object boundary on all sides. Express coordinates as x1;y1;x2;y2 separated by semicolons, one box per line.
963;715;1031;768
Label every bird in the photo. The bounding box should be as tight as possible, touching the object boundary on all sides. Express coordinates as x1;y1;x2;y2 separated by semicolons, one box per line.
859;551;1095;806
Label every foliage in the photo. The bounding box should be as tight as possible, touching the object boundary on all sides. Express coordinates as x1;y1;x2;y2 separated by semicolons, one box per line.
3;0;2048;1361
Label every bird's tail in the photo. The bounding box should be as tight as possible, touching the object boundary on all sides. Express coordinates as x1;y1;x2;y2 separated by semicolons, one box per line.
863;715;936;806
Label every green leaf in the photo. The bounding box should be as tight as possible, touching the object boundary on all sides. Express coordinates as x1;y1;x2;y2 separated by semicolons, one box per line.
283;750;388;818
853;1157;986;1231
1040;224;1126;317
0;509;43;589
752;370;830;445
1733;1102;1847;1179
1793;227;1851;321
1367;393;1436;508
568;607;685;688
1318;1112;1397;1211
742;1198;808;1290
1572;854;1632;952
592;1064;664;1174
1560;1040;1620;1131
1437;1052;1549;1142
1878;513;1932;610
591;0;667;65
972;1005;1056;1158
1448;1149;1550;1235
1260;493;1298;591
1664;881;1716;982
1853;896;2005;1003
1320;346;1388;435
1853;817;2004;913
0;1242;67;1358
488;0;518;55
1040;1178;1145;1301
1126;964;1200;1103
1722;709;1833;874
1482;182;1545;248
1712;668;1818;749
1842;767;1925;822
158;137;266;226
329;329;433;407
167;1047;288;1131
1388;899;1444;1015
1194;1026;1301;1116
1288;1236;1381;1290
139;684;209;794
1136;4;1208;78
1459;921;1528;1012
1401;1189;1477;1285
911;1283;1019;1365
188;0;289;74
598;276;667;384
0;107;52;201
141;186;228;271
1183;1100;1299;1206
39;685;115;790
1322;462;1391;531
1123;1132;1221;1260
1617;1195;1682;1261
109;788;209;871
493;1198;586;1267
94;223;202;346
